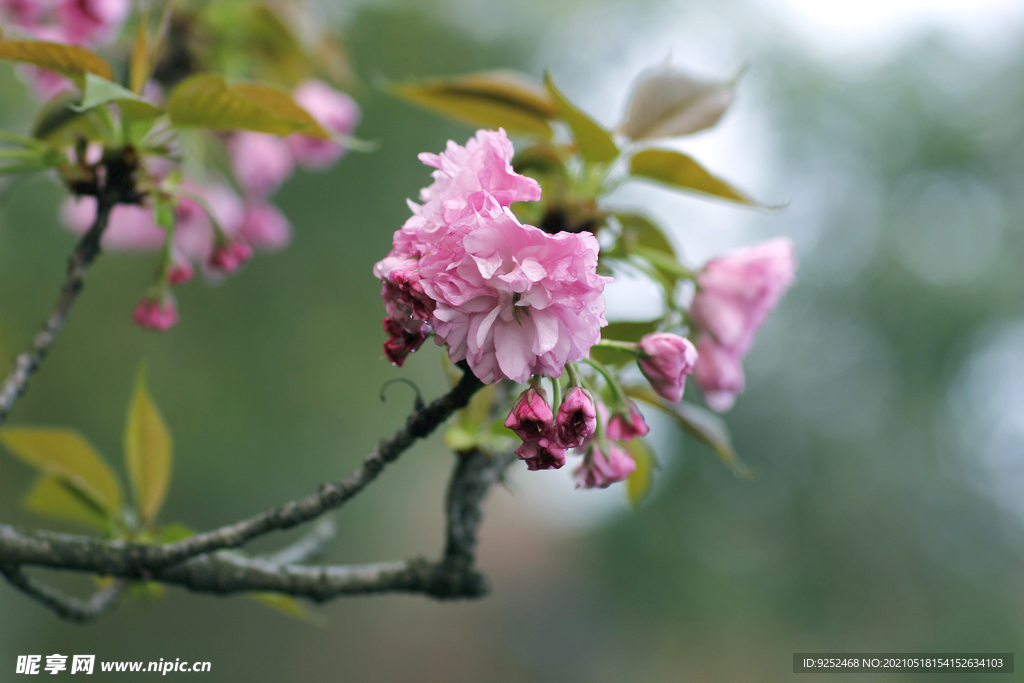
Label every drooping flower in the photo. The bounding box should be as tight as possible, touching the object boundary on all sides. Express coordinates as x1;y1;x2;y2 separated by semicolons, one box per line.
208;239;253;275
637;332;698;403
554;387;597;448
606;401;649;442
382;318;428;367
515;437;566;471
574;441;636;489
239;201;292;251
689;238;796;411
288;80;361;169
504;388;554;441
57;0;129;45
132;295;178;331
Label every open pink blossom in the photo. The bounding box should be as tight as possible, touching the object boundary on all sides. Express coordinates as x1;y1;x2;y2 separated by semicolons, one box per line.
637;332;698;403
689;237;796;411
421;200;610;384
229;132;295;197
575;442;635;489
62;197;166;251
288;80;361;169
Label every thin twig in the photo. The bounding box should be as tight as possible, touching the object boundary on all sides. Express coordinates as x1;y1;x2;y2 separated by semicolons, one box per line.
1;568;125;623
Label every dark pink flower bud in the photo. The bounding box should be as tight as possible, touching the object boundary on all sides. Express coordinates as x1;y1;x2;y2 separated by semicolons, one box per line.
574;442;636;489
208;240;254;274
132;296;178;331
607;401;649;442
504;388;553;441
693;335;745;412
515;437;566;471
167;256;193;285
554;387;597;448
382;317;428;367
638;332;698;403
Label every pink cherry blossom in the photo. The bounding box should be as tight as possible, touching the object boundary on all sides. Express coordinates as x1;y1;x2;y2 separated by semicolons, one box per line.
689;238;796;356
208;240;253;274
504;388;553;441
133;296;178;331
62;197;166;251
239;201;292;251
554;387;597;448
689;237;796;411
574;442;635;489
606;401;649;442
515;437;566;471
693;335;746;412
288;80;361;169
637;332;698;403
228;132;295;197
57;0;129;45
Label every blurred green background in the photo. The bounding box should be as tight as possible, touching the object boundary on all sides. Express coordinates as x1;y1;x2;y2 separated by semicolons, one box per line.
2;0;1024;680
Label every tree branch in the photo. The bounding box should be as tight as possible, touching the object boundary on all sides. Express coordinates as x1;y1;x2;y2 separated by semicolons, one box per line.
0;567;124;623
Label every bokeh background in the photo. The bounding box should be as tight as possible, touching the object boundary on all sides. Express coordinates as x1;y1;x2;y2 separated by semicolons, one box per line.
2;0;1024;680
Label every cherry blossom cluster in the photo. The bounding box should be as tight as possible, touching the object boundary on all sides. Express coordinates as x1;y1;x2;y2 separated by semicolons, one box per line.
0;0;129;97
374;128;611;384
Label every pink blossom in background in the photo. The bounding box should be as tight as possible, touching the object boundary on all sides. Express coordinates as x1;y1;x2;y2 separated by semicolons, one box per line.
637;332;698;403
0;0;47;28
575;442;636;489
515;437;566;471
239;201;292;251
554;387;597;448
689;237;796;411
133;296;178;331
228;132;295;197
693;335;747;413
288;80;361;169
57;0;129;45
505;388;554;441
61;197;166;250
606;401;649;442
375;129;608;384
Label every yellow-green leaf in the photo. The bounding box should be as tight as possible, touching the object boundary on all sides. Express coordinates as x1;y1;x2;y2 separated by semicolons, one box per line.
124;365;172;524
625;386;754;479
616;213;677;259
0;427;123;513
232;82;330;139
544;71;618;164
390;70;556;138
24;476;110;532
625;438;656;508
129;15;150;95
620;65;734;140
166;74;309;135
250;593;326;625
75;73;162;119
629;148;761;206
0;40;112;87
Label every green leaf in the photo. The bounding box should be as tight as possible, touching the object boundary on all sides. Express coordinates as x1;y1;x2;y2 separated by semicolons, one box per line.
124;364;173;525
512;143;567;178
0;428;123;513
129;14;150;95
231;82;331;139
250;593;326;626
629;148;761;206
616;213;676;259
634;246;696;279
620;65;734;140
390;70;557;138
591;320;657;367
626;387;753;479
166;74;311;135
543;71;619;164
625;438;656;508
0;40;112;88
74;73;162;119
156;523;195;543
24;476;110;532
